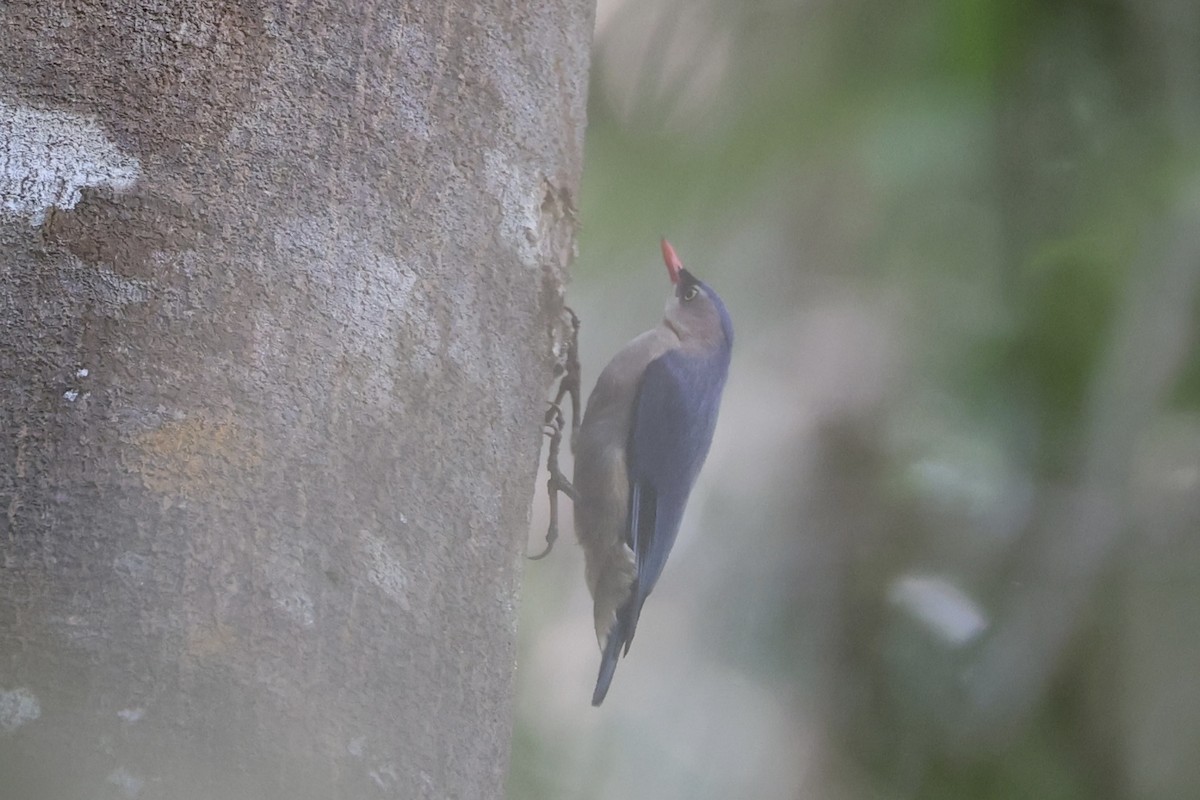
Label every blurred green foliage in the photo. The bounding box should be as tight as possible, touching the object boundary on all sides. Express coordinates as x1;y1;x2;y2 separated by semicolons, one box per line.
513;1;1200;798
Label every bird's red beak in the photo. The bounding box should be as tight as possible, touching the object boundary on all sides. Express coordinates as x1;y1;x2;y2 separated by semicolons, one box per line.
661;239;683;284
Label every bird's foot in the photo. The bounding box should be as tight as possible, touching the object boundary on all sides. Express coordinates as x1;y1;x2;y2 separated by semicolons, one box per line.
529;307;582;561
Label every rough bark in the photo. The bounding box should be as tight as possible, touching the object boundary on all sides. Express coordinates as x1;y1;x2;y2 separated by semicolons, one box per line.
0;2;592;798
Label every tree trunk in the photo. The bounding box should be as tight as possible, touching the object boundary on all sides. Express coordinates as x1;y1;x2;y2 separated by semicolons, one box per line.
0;2;592;797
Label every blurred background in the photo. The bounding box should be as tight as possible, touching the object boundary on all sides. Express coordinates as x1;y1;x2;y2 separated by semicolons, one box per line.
511;0;1200;797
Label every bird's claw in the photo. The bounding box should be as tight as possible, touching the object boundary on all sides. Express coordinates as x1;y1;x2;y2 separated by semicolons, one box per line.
544;401;565;435
529;306;582;560
528;505;556;560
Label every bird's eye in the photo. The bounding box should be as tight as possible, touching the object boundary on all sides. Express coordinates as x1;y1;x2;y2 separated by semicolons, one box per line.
682;285;700;302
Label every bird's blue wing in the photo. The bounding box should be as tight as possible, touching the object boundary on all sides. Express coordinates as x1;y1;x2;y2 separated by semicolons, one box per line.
621;348;726;644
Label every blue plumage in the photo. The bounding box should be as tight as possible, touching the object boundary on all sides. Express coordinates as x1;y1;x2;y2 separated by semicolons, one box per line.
628;345;728;609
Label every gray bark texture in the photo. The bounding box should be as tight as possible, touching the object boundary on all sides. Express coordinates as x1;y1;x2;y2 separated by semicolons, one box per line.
0;2;592;798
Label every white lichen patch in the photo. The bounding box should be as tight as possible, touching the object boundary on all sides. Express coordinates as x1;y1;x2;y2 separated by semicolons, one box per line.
483;148;541;269
258;219;430;403
391;24;434;141
273;589;315;628
116;707;145;723
0;686;41;733
442;273;486;379
92;269;151;309
113;552;152;587
360;531;411;611
106;766;145;798
479;25;549;147
0;100;140;226
265;550;316;628
60;253;152;310
368;763;399;790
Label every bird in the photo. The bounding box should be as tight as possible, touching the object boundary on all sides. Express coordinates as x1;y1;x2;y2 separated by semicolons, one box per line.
573;239;733;705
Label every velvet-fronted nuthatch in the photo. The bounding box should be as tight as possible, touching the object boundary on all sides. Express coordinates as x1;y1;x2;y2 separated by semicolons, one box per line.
573;240;733;705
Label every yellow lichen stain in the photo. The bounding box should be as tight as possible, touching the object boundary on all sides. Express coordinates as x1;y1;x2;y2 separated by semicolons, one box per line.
131;414;263;497
184;621;237;661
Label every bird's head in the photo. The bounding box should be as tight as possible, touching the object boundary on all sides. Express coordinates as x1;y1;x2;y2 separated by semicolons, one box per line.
660;239;733;351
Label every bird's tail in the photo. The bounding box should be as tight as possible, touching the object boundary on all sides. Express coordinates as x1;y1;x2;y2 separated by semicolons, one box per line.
591;617;627;706
592;593;648;706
